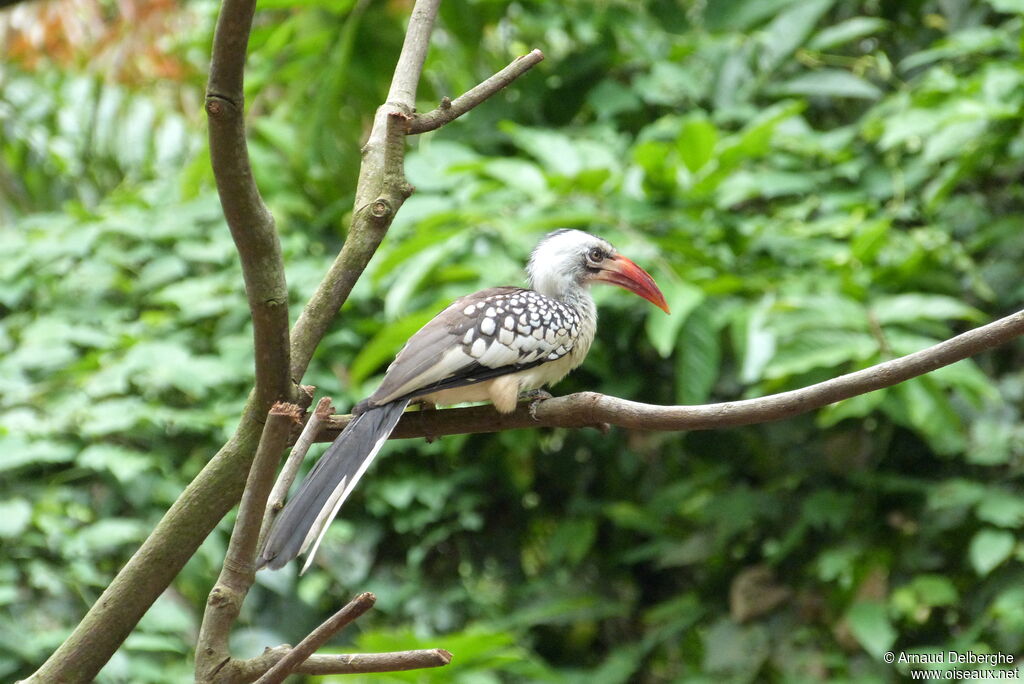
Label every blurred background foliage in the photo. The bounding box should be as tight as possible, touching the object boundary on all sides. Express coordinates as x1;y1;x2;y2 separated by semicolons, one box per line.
2;0;1024;680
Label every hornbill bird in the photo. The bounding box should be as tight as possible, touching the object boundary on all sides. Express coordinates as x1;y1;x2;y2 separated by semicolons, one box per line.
259;229;670;572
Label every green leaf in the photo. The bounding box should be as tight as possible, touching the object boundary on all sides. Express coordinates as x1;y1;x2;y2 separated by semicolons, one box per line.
404;141;479;191
845;601;896;658
676;304;721;404
986;0;1024;11
738;296;777;383
969;528;1015;576
717;100;805;172
887;378;965;456
809;17;888;50
872;294;984;325
676;113;718;173
817;389;887;427
69;519;147;555
0;499;32;539
759;0;835;73
702;618;770;677
500;123;582;178
635;61;702;106
774;70;882;99
967;417;1018;465
927;479;987;512
704;0;800;31
764;331;876;379
0;437;76;473
78;445;152;484
548;518;597;566
348;310;436;385
976;492;1024;528
383;242;458;319
644;280;704;358
907;575;958;607
481;158;550;199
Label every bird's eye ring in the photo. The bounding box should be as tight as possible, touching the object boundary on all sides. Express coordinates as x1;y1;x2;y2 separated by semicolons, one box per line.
587;248;604;263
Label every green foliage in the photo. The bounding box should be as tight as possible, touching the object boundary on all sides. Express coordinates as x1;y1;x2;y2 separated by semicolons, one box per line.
4;0;1024;681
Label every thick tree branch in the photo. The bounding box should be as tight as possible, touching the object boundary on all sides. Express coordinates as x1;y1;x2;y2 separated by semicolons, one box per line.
316;309;1024;439
28;0;295;678
409;49;545;134
205;0;291;411
253;593;377;684
196;404;298;682
27;410;267;683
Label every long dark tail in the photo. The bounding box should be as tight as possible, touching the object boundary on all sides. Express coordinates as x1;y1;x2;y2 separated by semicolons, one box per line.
258;399;410;572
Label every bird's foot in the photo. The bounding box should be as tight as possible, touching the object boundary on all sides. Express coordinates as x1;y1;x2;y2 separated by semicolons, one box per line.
521;389;552;420
416;400;437;443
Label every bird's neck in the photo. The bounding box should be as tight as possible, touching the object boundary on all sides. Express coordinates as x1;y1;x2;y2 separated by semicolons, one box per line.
533;281;596;320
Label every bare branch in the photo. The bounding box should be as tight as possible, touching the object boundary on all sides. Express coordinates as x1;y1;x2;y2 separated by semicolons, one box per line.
205;0;291;411
386;0;442;106
288;0;442;382
409;49;545;134
315;308;1024;440
195;404;298;681
261;396;334;538
237;648;453;680
253;593;377;684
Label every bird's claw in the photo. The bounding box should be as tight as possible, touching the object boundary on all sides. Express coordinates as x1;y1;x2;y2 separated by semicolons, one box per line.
521;389;552;420
416;400;437;443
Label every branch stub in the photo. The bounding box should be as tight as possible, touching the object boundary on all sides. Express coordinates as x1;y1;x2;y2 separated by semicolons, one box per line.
370;199;393;219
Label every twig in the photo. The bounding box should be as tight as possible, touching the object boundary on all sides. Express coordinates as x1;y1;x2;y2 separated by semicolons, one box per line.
195;403;299;682
237;648;452;680
409;49;545;134
261;396;335;538
316;308;1024;439
253;593;377;684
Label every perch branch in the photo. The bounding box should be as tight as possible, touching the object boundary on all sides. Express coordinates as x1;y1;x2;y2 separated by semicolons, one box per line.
409;49;545;134
253;593;377;684
315;308;1024;439
195;404;298;682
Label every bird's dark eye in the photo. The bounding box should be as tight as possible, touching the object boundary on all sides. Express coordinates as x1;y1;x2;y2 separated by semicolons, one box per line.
587;247;605;264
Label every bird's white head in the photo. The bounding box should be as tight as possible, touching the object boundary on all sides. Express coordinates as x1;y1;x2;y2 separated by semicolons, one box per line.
527;229;670;313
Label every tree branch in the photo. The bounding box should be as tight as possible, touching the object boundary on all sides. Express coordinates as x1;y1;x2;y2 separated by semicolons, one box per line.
195;404;298;682
27;0;295;678
408;49;545;134
315;308;1024;439
261;396;334;536
28;0;541;679
27;412;268;683
205;0;291;412
236;648;453;680
287;0;440;382
253;593;376;684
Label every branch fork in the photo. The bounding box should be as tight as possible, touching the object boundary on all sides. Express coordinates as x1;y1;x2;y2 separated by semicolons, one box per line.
30;0;545;679
195;403;452;683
